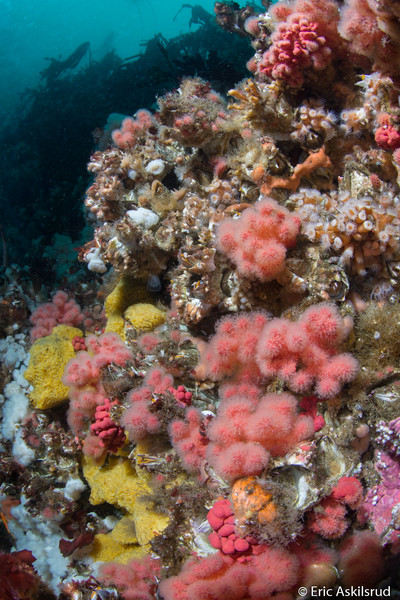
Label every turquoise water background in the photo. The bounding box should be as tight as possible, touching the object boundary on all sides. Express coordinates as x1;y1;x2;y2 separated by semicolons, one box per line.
0;0;216;120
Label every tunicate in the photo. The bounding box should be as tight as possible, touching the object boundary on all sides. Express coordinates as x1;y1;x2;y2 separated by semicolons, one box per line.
147;274;162;292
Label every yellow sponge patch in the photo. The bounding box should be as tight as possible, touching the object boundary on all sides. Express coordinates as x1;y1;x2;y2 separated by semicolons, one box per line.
131;497;169;547
105;275;151;318
82;456;150;514
104;313;126;340
110;515;138;545
124;303;166;331
82;455;169;551
25;325;82;409
90;532;145;564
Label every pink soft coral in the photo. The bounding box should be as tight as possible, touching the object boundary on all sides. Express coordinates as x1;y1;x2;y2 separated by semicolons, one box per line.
62;332;133;442
120;367;174;442
195;312;268;382
258;0;344;87
308;497;349;539
256;303;358;398
216;197;300;281
207;498;267;559
258;15;332;87
112;109;155;149
98;556;161;600
309;476;363;538
339;0;400;74
205;386;314;481
196;303;358;399
168;408;209;474
30;290;84;341
90;398;126;453
159;547;299;600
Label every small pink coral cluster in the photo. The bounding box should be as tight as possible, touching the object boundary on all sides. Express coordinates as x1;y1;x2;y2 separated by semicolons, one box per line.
168;408;209;474
198;303;357;399
216;197;300;281
168;384;192;407
30;290;86;341
207;498;265;558
158;545;300;600
258;0;344;87
339;0;400;75
120;367;173;442
111;109;155;149
90;398;126;453
205;384;314;481
375;124;400;151
258;16;332;87
62;332;133;457
98;556;161;600
308;477;363;538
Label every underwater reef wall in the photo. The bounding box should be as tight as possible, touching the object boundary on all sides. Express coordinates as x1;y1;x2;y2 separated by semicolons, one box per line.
2;0;400;598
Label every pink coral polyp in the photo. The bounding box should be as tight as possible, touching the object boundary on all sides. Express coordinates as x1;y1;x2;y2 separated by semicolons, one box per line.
259;16;332;87
216;197;300;282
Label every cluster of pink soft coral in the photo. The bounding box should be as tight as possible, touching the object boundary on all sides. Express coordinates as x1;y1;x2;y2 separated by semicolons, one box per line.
258;15;333;87
256;303;358;398
375;124;400;151
197;303;358;399
172;108;228;145
177;303;358;481
157;509;384;599
205;384;314;481
98;556;161;600
90;398;126;453
216;197;300;281
111;109;155;149
195;311;268;382
71;334;87;351
207;498;266;559
120;367;174;442
339;0;400;75
258;0;345;87
308;476;363;538
63;332;133;390
169;381;316;481
169;384;192;407
168;407;210;474
30;290;85;342
158;545;300;600
62;331;133;457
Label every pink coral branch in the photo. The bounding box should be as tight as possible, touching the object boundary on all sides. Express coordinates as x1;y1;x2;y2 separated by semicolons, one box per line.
216;197;300;282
